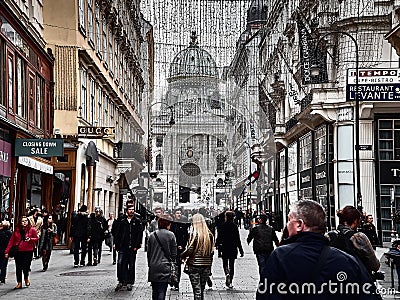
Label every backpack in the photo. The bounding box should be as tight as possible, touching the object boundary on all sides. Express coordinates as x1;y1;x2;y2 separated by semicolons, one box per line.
327;227;358;258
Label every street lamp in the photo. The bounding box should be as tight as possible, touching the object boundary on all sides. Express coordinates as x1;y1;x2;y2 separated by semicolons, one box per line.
310;31;361;212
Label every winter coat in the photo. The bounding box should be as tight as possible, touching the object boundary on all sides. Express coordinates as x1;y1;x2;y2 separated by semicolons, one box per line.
216;220;243;259
170;217;189;251
5;226;38;253
28;215;43;237
95;215;107;241
147;229;177;282
70;212;88;239
181;232;214;267
87;217;103;243
0;228;12;255
247;224;279;255
361;223;380;247
257;232;378;300
38;223;57;252
113;215;143;251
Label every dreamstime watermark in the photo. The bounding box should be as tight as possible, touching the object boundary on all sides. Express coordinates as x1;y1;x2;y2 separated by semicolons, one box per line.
257;271;396;296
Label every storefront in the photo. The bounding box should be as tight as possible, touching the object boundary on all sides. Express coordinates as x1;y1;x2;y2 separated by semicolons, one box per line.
376;117;400;242
0;139;12;221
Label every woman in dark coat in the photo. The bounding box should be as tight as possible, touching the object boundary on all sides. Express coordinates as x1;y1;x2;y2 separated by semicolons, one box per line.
216;211;243;289
38;215;57;271
147;214;177;300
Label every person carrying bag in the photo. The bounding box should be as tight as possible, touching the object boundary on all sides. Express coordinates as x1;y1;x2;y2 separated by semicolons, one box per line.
147;214;177;300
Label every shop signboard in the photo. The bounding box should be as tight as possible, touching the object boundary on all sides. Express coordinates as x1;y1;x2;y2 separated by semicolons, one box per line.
15;139;63;157
346;68;400;101
380;161;400;184
0;140;11;177
78;126;115;138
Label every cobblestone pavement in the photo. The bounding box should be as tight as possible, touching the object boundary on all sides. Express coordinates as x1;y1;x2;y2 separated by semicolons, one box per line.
0;229;399;299
0;228;259;299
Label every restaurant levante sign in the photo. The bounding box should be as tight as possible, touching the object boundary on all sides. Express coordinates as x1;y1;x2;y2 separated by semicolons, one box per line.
15;139;64;157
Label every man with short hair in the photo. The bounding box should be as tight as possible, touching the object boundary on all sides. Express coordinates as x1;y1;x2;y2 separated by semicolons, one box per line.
148;207;164;233
170;208;189;291
70;205;89;267
28;208;43;258
247;214;279;277
113;202;143;291
257;200;378;300
362;214;380;249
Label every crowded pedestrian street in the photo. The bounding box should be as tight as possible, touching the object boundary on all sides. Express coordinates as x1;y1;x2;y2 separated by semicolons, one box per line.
0;228;260;300
0;228;398;299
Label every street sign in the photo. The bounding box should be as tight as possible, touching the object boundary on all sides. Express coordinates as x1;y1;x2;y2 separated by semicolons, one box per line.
15;139;64;157
357;145;372;151
347;68;400;84
346;84;400;101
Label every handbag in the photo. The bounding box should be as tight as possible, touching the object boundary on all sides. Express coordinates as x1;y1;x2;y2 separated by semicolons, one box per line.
154;232;179;286
8;239;22;258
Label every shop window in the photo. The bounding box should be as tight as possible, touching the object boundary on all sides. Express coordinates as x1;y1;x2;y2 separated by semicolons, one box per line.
380;185;400;242
57;154;68;163
378;119;400;160
315;126;326;166
299;133;312;171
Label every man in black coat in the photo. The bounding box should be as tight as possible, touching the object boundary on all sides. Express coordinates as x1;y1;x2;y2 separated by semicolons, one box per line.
247;214;279;277
257;200;378;300
216;211;244;289
361;214;380;249
113;204;143;291
169;208;189;291
70;205;88;267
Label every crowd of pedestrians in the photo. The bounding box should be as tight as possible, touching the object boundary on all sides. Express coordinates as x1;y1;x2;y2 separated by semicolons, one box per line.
0;196;388;300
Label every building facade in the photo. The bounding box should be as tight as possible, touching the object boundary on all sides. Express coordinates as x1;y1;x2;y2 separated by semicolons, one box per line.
0;0;54;227
259;0;396;240
43;0;150;246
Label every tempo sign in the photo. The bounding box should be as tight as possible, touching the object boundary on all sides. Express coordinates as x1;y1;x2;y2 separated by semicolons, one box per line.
15;139;64;157
78;126;115;138
347;68;400;101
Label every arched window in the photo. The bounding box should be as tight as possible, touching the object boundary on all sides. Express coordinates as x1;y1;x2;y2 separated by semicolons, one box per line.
216;154;225;172
156;154;163;171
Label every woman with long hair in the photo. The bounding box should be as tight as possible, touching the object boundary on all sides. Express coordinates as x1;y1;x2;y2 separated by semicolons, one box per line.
38;215;57;271
181;213;214;300
5;215;38;289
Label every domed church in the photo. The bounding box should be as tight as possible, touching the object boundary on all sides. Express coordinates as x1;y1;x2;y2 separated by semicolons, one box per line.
152;32;231;209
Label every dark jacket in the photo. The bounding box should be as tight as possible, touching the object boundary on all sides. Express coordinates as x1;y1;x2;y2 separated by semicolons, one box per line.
70;212;88;239
113;214;143;251
38;223;57;253
257;232;378;300
361;223;380;247
88;217;103;243
170;217;189;251
247;224;278;255
96;215;108;241
216;220;243;259
147;229;177;282
0;228;12;255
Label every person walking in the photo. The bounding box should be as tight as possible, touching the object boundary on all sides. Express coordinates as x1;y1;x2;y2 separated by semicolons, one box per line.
0;221;12;283
247;214;279;276
181;213;214;300
169;208;189;291
216;210;243;289
70;204;89;267
38;215;57;271
107;212;116;264
87;212;103;266
113;202;143;291
95;208;107;264
327;206;380;273
257;200;379;299
147;214;177;300
361;214;380;249
5;216;38;289
28;208;43;259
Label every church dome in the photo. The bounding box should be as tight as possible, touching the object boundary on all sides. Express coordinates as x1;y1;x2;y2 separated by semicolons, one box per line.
168;32;218;80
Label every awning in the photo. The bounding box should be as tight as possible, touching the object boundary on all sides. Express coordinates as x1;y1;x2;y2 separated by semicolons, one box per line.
18;156;53;174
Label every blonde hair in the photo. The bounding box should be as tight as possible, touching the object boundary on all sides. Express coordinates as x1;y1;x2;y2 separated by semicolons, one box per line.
187;213;214;256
